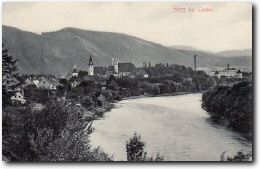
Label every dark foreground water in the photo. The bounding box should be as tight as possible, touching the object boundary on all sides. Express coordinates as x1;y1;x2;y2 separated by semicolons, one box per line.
90;94;252;161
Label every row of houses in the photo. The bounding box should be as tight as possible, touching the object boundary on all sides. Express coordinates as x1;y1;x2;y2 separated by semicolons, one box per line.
24;76;60;89
11;76;61;104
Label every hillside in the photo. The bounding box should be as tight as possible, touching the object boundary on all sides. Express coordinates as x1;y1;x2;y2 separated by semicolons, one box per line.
2;26;252;75
216;49;252;57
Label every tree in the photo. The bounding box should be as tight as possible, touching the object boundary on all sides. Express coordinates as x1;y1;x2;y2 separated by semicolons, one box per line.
221;151;251;161
2;45;21;107
126;133;163;161
3;99;113;161
107;75;118;91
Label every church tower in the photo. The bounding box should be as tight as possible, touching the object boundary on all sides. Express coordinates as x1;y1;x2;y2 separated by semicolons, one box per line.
88;54;94;76
112;56;118;73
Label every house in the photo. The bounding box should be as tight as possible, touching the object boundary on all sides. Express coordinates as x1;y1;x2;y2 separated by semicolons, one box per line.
107;66;118;77
183;77;193;82
70;80;80;88
23;77;39;88
58;74;68;81
24;78;34;86
118;63;136;77
33;79;40;87
37;77;59;90
11;91;26;104
129;68;149;78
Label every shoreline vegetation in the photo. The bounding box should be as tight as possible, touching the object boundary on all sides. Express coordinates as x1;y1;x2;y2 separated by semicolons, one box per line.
2;45;252;161
202;81;253;140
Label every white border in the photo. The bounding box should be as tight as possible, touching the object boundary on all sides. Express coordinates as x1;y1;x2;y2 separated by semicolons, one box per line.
0;0;258;168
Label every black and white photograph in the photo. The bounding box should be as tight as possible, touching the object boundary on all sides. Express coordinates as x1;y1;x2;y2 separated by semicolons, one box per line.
1;1;253;162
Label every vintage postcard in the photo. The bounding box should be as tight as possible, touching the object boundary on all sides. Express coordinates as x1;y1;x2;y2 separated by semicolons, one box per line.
2;1;252;162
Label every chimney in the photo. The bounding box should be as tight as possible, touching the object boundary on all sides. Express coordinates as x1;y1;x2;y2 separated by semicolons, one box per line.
194;55;197;71
227;63;230;70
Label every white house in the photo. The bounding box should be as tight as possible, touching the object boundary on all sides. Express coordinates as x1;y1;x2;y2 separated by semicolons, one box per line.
37;77;59;90
33;79;40;87
11;92;26;104
71;81;80;88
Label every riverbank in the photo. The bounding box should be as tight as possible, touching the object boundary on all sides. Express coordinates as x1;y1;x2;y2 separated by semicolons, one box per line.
122;91;197;100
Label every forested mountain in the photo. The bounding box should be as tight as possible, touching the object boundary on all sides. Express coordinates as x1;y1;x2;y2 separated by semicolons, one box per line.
2;25;252;75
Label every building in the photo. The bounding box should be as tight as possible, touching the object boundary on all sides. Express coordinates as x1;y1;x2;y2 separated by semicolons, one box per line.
212;64;243;78
70;80;80;88
88;55;94;76
11;91;26;104
118;63;136;77
24;77;34;86
33;79;40;87
84;55;146;78
112;56;119;73
72;65;79;77
236;70;243;78
24;77;39;88
107;66;118;77
129;68;149;78
37;77;59;90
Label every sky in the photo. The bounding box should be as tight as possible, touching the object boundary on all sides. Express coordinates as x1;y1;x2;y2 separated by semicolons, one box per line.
2;1;252;52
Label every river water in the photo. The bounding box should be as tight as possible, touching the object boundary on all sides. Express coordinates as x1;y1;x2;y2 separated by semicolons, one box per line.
90;94;252;161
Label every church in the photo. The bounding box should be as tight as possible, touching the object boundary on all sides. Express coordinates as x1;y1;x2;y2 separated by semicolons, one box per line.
86;55;148;78
69;54;149;78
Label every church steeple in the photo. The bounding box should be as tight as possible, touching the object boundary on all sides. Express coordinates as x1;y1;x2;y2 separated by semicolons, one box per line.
89;54;93;66
88;53;94;76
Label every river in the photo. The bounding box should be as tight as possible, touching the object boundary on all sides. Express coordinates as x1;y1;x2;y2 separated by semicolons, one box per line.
90;93;252;161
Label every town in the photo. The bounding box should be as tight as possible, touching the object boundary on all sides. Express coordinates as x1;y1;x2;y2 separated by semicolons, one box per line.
10;52;250;106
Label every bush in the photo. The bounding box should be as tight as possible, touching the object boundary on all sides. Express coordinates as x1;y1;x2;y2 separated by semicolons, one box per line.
126;133;163;162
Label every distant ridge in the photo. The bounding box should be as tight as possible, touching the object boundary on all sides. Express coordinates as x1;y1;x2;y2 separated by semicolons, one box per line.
216;49;252;57
2;25;252;75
